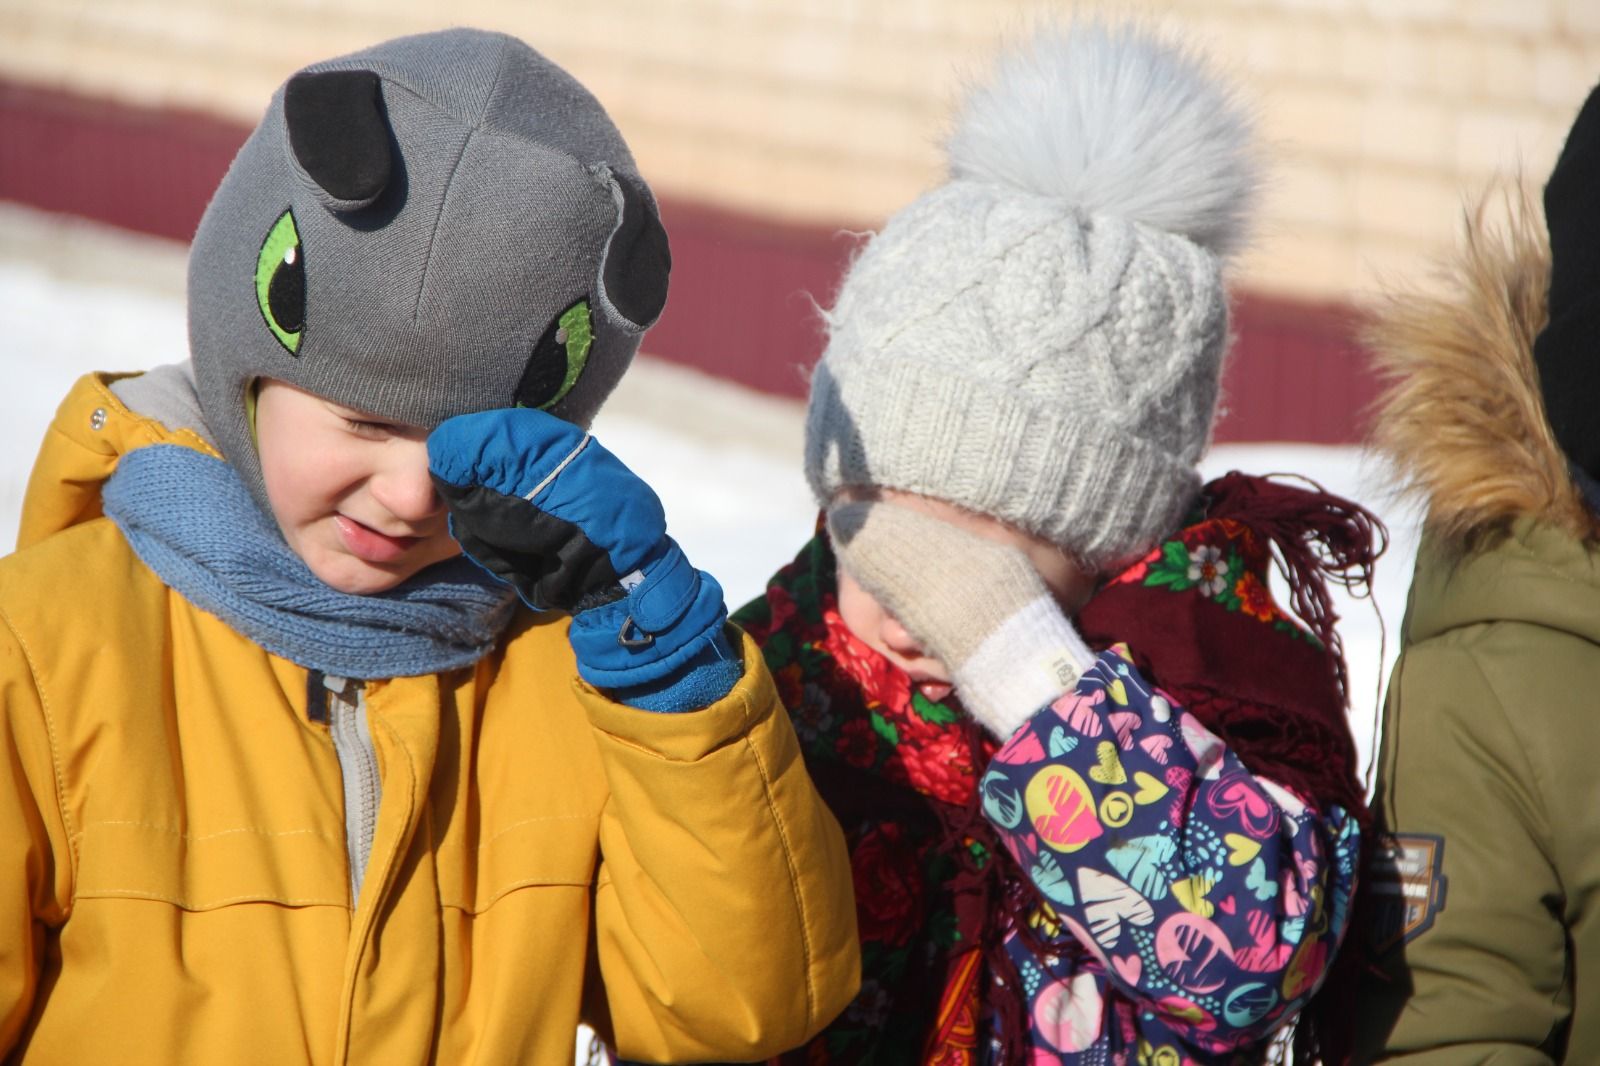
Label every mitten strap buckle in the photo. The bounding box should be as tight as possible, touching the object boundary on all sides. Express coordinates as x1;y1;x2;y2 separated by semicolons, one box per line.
617;616;656;648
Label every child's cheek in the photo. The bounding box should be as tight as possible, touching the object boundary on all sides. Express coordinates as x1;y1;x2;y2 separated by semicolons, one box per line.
834;569;885;648
835;569;950;681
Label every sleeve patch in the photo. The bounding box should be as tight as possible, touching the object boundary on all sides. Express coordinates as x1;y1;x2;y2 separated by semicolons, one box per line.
1367;833;1448;954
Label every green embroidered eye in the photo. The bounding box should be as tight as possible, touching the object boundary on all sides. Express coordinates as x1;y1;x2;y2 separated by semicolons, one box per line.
513;299;594;410
255;209;305;354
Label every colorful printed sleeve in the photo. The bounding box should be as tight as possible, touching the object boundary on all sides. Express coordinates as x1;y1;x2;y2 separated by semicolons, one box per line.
979;646;1359;1052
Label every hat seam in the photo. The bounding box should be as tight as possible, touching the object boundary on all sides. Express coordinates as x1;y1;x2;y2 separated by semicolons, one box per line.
413;126;475;325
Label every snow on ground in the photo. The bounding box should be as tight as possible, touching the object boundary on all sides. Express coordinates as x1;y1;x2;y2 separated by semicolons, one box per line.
0;203;1421;782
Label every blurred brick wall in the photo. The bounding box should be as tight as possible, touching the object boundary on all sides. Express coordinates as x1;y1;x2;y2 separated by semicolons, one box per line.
2;1;1595;441
3;0;1595;302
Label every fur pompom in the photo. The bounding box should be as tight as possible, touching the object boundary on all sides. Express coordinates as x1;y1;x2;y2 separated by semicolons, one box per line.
947;21;1258;257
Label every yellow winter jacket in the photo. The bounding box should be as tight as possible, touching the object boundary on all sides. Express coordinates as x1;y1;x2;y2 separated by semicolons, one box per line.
0;374;859;1065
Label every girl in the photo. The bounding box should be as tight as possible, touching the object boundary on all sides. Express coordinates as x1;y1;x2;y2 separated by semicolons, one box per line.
736;22;1381;1065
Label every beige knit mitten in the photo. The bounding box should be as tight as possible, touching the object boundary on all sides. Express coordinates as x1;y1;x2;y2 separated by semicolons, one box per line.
827;500;1096;739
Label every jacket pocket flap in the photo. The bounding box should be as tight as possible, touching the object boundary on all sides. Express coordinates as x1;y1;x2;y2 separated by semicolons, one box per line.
437;813;598;915
74;820;349;910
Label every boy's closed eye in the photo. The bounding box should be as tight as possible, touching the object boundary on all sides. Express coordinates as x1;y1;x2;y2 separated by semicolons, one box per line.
324;403;428;442
342;416;397;437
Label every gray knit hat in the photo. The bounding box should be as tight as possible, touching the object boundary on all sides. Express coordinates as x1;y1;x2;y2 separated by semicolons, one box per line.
189;28;669;508
805;22;1256;570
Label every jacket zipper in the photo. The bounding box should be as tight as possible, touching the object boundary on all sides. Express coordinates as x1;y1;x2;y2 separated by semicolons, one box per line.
323;674;382;908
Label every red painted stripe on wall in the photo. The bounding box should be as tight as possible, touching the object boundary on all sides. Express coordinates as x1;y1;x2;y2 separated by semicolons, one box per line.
0;79;1377;443
0;82;241;245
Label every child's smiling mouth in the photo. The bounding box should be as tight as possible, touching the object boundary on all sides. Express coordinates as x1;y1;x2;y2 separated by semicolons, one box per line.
333;513;425;564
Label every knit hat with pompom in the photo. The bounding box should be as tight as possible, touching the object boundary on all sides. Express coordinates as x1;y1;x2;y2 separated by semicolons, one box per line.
803;21;1258;570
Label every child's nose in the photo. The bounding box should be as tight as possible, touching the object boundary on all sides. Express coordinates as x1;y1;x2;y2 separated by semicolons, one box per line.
880;614;924;659
372;440;444;523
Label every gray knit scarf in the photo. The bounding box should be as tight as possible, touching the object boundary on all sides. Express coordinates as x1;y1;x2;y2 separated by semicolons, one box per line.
103;443;516;679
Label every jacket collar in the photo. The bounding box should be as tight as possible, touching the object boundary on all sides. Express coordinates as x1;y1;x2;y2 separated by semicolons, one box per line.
1366;188;1599;551
16;371;221;553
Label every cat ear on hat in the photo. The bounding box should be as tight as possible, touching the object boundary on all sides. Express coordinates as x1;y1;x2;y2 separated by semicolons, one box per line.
284;69;393;212
508;169;670;411
591;165;671;333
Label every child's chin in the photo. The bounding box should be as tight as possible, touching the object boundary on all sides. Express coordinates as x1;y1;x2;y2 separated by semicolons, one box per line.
309;555;415;596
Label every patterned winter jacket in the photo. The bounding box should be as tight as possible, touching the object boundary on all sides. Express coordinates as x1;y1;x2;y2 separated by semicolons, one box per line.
983;646;1357;1059
737;497;1369;1066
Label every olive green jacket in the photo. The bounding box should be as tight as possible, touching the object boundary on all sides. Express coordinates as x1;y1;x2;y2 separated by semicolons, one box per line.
1353;196;1600;1062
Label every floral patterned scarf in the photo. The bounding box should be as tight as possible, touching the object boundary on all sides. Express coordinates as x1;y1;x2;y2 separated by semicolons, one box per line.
731;473;1383;1066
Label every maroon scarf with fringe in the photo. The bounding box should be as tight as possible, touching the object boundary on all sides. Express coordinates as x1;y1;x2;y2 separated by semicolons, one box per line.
732;473;1383;1066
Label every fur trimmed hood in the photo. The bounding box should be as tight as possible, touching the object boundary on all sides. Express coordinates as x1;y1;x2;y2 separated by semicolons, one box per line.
1366;187;1599;549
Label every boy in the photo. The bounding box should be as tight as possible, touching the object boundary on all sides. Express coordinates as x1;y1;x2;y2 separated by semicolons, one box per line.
1353;82;1600;1060
736;23;1379;1064
0;28;857;1064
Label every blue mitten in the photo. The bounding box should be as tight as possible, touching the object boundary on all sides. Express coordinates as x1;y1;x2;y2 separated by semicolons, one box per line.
428;408;737;709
